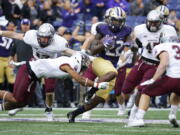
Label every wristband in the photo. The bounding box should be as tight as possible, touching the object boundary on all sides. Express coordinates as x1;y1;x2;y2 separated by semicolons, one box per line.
84;78;88;86
93;82;99;88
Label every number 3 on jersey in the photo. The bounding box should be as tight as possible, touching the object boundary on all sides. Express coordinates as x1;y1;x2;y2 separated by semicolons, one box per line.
172;45;180;59
0;37;13;50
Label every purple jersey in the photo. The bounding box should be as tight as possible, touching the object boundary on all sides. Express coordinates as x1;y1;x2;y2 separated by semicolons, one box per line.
96;23;132;66
0;36;14;57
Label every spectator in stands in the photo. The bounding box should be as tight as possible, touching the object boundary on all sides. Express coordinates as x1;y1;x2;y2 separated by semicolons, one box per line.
1;0;21;23
107;0;130;14
72;21;91;43
61;0;77;28
143;0;166;16
21;0;41;27
92;0;107;21
130;0;144;16
39;0;56;24
75;0;96;20
0;1;2;16
57;26;67;36
168;10;178;26
91;16;99;24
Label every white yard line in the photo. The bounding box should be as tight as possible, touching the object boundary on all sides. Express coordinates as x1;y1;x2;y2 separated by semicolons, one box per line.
21;108;173;111
0;130;24;133
0;117;179;125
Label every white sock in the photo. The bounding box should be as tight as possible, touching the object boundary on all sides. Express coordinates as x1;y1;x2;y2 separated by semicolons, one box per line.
169;105;178;115
0;104;2;111
136;109;146;120
129;104;138;119
118;103;125;110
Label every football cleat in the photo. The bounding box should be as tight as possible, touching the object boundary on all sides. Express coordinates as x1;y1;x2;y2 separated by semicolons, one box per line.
8;108;24;116
82;111;91;119
125;118;145;127
67;111;76;123
117;109;126;116
169;114;179;128
45;107;54;121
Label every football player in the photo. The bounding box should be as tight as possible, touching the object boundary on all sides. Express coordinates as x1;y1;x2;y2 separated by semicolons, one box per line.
0;21;16;92
156;5;180;123
121;10;177;121
156;5;169;24
67;7;133;122
126;35;180;127
0;53;109;112
0;23;76;121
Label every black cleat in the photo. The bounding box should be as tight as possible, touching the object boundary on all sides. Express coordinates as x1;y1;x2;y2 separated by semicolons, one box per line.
45;107;52;112
127;110;131;118
67;111;75;123
169;119;179;128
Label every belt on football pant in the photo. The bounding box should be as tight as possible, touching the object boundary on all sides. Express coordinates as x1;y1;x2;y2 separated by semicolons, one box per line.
141;56;159;66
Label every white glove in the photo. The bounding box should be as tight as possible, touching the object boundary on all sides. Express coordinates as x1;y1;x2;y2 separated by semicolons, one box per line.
116;50;133;70
124;49;132;58
140;79;155;86
116;60;126;69
81;49;86;54
93;82;109;89
9;60;26;66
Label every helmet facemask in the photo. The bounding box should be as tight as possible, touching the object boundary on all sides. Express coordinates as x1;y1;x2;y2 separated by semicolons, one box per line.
109;17;125;32
146;10;162;32
146;20;162;32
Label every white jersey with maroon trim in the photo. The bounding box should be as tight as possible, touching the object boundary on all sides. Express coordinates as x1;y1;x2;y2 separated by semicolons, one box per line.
23;30;68;59
153;43;180;78
29;56;81;79
134;24;177;62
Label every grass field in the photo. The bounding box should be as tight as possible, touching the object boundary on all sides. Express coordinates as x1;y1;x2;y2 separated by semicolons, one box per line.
0;108;179;135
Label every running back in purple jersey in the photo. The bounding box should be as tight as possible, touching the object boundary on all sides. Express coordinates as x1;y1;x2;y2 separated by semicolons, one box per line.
96;23;132;66
0;36;14;57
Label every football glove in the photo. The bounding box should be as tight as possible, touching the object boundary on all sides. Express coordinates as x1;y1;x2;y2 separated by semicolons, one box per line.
93;82;109;89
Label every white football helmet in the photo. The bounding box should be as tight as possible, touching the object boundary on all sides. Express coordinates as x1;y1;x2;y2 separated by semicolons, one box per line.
104;8;111;23
146;10;163;32
156;5;169;24
37;23;55;48
72;52;91;70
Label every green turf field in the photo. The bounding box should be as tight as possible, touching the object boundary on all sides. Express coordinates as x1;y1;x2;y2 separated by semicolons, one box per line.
0;108;179;135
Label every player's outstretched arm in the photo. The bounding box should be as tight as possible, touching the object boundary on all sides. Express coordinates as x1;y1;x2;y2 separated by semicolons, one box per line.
0;30;24;40
60;64;109;89
63;48;77;56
